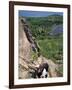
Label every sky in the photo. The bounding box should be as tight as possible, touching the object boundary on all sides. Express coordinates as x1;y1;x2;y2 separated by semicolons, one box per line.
19;10;63;17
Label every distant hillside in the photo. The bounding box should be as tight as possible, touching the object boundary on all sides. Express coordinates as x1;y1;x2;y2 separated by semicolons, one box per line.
26;15;63;26
24;15;63;39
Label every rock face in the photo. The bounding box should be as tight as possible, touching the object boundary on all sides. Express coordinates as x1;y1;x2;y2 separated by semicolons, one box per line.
18;17;59;79
19;17;32;79
19;17;31;61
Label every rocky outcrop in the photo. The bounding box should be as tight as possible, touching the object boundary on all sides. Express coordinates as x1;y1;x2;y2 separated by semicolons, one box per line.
18;17;39;79
19;17;32;62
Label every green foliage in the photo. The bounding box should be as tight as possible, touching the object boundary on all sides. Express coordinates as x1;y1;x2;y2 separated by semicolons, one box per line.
31;49;38;61
26;14;63;63
38;36;63;62
26;15;63;38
